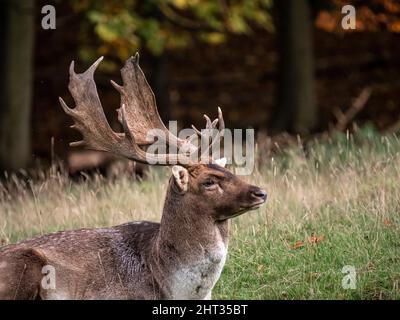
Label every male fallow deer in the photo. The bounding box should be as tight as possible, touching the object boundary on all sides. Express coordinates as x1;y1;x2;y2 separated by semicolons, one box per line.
0;54;267;300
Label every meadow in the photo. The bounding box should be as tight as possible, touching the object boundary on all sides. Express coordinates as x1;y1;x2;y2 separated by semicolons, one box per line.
1;126;399;299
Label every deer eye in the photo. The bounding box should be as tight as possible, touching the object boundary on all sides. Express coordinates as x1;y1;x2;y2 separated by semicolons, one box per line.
203;179;216;188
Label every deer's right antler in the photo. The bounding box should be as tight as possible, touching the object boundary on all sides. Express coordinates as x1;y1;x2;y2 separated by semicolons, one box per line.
59;54;225;166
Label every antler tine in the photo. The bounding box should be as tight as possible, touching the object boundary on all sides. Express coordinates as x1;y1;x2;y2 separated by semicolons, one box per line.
200;107;225;160
69;60;75;76
86;56;104;75
189;107;225;161
217;106;225;131
204;114;213;129
191;125;203;137
191;116;218;138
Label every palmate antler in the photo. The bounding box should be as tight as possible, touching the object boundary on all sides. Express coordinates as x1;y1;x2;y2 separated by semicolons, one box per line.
59;53;224;166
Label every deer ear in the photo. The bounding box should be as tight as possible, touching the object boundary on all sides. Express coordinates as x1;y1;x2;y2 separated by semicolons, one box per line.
214;157;227;168
171;165;189;192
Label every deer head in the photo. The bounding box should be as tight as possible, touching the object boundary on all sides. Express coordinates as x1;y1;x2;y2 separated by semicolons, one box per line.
59;53;267;223
169;163;267;222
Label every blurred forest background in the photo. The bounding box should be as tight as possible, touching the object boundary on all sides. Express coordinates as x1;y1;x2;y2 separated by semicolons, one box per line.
0;0;400;174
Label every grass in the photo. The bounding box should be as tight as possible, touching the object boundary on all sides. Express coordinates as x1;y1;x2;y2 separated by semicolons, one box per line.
1;126;399;299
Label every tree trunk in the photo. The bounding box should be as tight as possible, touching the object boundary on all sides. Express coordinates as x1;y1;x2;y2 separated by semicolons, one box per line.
0;0;34;172
272;0;316;135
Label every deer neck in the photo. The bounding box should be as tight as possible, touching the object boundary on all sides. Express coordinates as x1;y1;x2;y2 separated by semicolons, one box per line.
151;184;229;299
156;186;229;257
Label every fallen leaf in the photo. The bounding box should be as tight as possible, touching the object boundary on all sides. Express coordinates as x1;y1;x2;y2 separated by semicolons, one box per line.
383;219;392;226
308;235;325;244
291;240;305;249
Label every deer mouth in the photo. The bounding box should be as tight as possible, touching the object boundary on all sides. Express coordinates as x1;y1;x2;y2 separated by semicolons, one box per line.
242;200;265;211
217;201;265;220
248;203;263;210
246;201;265;211
224;200;266;219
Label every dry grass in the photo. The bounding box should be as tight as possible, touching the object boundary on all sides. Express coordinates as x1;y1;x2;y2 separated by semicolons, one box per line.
1;126;399;299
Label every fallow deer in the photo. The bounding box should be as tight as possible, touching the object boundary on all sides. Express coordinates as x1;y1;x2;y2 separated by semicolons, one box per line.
0;54;267;300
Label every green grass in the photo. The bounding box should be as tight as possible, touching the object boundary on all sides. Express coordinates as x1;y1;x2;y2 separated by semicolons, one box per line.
1;126;399;299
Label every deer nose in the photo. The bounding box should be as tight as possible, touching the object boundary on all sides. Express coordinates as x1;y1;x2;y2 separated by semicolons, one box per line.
250;187;267;201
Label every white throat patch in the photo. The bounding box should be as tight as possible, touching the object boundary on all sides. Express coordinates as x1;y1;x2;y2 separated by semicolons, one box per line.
168;240;227;300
